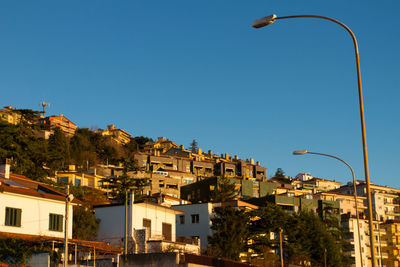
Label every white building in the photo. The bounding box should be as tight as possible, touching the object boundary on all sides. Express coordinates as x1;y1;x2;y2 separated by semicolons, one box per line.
174;200;258;250
0;161;74;239
95;192;199;254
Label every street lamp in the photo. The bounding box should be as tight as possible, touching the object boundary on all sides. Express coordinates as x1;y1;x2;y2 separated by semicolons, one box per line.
293;150;363;266
252;14;376;266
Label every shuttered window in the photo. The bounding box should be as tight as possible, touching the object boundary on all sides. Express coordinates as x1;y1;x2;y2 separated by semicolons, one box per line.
162;223;172;241
49;214;63;232
143;218;151;236
5;207;21;227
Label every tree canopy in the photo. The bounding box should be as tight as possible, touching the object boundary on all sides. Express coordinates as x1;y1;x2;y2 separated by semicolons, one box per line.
210;177;237;203
208;201;351;266
189;139;198;153
208;206;250;261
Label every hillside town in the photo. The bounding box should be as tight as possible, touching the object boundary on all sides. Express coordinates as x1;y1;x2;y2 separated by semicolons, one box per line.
0;105;399;267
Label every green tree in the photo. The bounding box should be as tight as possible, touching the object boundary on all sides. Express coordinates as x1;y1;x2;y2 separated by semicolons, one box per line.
101;160;148;202
284;211;351;267
273;168;285;178
0;238;34;264
73;206;100;240
248;203;288;257
188;139;198;153
208;206;250;261
0;121;47;179
210;177;237;203
270;168;291;183
14;109;41;125
129;136;153;150
47;127;70;173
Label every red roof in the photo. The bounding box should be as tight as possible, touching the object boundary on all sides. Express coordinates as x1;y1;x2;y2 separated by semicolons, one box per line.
0;173;80;204
0;232;121;254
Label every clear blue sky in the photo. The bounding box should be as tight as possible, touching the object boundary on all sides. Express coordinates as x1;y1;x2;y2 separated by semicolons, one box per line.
1;1;399;188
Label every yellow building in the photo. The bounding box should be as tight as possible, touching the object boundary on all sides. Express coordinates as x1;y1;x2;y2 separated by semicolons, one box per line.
56;165;105;190
143;137;179;153
100;124;131;145
382;220;400;267
0;106;21;125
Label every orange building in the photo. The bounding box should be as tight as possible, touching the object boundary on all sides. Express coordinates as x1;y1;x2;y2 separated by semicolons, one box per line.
41;114;77;137
100;124;131;145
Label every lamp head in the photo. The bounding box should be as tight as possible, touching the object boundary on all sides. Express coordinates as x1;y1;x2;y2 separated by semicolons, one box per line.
293;150;308;155
252;14;277;28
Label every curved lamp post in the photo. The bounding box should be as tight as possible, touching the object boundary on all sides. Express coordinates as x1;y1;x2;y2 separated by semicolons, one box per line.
293;150;363;266
252;14;376;266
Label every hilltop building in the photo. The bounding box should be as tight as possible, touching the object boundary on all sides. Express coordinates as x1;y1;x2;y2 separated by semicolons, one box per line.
135;138;267;181
99;124;131;145
41;114;77;137
293;173;343;193
180;177;276;203
0;106;21;125
56;165;106;190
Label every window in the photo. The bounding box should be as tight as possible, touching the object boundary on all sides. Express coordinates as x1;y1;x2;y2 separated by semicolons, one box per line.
143;218;151;236
179;215;185;224
162;223;172;241
5;207;21;227
49;214;63;232
191;214;199;224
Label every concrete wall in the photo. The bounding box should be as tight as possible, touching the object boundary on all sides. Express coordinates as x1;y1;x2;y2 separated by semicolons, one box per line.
119;252;178;267
0;192;73;238
95;201;180;249
132;202;178;241
174;203;214;249
95;205;124;246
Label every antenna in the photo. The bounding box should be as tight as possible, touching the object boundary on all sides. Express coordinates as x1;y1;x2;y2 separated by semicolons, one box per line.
40;101;50;117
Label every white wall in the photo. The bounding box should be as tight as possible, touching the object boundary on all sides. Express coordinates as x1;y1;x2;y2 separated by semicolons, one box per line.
174;203;214;249
131;203;178;241
95;205;124;246
0;192;72;239
95;202;180;247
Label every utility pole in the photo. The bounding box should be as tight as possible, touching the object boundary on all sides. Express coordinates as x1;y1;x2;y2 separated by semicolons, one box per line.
64;185;73;267
279;229;284;267
124;190;128;262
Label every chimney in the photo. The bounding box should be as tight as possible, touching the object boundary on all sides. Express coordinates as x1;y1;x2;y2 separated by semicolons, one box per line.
250;158;255;165
198;148;202;155
158;137;166;142
180;145;184;150
0;159;11;179
256;161;260;166
225;153;229;160
234;155;239;160
208;150;212;155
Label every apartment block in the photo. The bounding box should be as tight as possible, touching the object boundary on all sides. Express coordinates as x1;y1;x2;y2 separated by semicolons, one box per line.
40;114;77;137
334;182;400;222
0;106;21;125
381;220;400;267
99;124;132;145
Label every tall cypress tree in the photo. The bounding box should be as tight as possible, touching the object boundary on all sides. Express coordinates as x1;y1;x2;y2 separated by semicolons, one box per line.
47;127;70;173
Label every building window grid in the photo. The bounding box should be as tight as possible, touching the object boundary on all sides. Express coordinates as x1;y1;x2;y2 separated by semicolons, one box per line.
5;207;22;227
49;213;63;232
191;214;199;224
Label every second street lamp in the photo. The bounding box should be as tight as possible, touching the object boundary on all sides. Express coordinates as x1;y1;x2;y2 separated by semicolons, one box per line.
253;14;376;266
293;150;363;266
